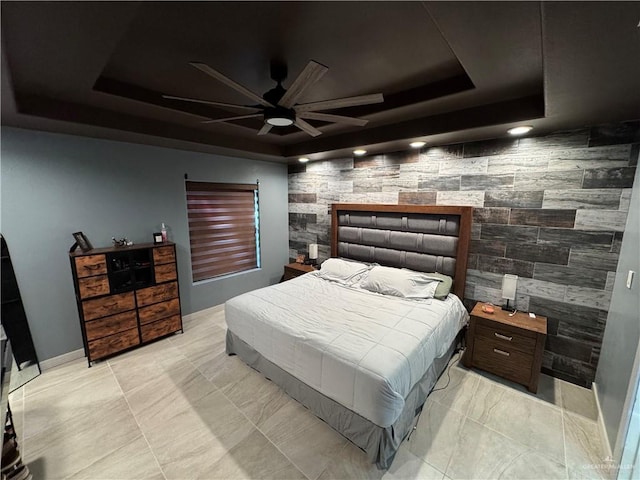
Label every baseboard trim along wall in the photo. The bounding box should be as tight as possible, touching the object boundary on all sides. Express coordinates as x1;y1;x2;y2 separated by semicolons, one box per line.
592;382;614;460
39;348;85;371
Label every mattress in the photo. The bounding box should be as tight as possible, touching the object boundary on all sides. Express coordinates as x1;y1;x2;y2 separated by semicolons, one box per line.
224;271;468;427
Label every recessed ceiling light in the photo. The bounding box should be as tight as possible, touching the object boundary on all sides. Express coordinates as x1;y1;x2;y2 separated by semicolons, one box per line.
410;141;426;148
353;149;367;156
508;126;533;135
298;157;309;163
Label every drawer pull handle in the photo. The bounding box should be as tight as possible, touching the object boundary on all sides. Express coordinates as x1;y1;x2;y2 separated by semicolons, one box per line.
494;332;513;341
83;264;101;270
102;302;117;308
493;348;510;357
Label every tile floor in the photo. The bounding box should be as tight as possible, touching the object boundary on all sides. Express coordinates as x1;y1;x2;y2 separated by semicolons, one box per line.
8;305;615;480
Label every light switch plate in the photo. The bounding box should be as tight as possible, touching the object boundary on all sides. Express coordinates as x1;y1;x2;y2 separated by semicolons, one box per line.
627;270;635;289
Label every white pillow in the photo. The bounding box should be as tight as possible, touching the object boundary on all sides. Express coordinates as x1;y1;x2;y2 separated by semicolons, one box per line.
360;266;440;299
318;258;370;284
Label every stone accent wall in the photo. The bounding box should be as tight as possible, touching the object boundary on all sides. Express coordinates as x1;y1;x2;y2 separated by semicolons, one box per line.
288;122;639;387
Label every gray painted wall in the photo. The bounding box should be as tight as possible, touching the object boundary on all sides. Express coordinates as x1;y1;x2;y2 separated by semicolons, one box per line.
595;162;640;452
1;127;289;361
288;123;639;387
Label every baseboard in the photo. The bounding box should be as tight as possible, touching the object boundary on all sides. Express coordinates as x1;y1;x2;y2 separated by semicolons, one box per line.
592;381;614;460
39;348;85;371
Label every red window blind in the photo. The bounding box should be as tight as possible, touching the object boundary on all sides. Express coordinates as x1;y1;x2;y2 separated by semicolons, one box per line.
186;181;259;282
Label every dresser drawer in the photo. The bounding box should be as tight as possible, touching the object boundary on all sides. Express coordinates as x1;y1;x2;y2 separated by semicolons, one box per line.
78;274;110;299
475;320;537;355
138;298;181;325
472;337;533;386
136;282;178;307
85;311;137;341
153;246;175;265
141;315;181;342
82;292;135;321
75;255;107;278
155;262;177;283
88;327;140;360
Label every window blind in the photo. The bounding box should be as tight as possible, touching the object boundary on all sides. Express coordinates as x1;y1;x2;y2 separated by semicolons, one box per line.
186;181;259;282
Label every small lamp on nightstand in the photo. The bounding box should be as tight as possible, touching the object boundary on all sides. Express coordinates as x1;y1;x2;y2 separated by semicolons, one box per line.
308;243;318;266
501;274;518;313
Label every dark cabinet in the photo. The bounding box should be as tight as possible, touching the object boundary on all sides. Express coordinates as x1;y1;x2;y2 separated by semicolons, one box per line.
70;242;183;365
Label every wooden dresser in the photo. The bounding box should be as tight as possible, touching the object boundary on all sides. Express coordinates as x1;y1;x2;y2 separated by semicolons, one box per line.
463;303;547;393
70;242;183;365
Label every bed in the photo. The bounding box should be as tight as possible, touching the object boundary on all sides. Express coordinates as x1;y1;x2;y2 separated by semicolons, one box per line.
225;204;472;468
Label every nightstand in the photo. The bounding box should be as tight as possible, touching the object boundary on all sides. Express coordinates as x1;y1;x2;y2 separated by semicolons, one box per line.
283;262;316;281
463;303;547;393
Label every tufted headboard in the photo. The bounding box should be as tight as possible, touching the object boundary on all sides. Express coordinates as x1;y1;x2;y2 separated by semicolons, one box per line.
331;204;473;299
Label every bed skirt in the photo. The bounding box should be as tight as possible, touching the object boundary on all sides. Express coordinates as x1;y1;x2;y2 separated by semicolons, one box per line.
225;329;461;469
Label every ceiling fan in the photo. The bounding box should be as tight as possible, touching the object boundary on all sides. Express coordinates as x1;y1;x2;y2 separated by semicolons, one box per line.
162;60;384;137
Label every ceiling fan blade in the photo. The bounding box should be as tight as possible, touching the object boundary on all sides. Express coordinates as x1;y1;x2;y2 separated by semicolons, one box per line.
257;124;273;136
201;113;262;124
294;118;322;137
298;111;369;126
162;95;261;112
278;60;328;109
295;93;384;112
190;62;274;108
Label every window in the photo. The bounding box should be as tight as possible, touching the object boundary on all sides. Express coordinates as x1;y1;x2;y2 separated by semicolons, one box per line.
185;181;260;282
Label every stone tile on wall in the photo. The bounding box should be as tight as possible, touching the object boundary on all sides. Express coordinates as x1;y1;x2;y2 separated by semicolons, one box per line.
619;189;632;211
460;174;514;190
541;189;622;210
421;144;464;159
568;248;619;272
470;239;507;256
513;170;583;190
398;192;437;205
582;167;637;189
487;154;549;173
473;208;510;224
528;297;602;332
518;277;566;301
630;143;639;166
574;210;628;231
462;138;519;158
288;193;317;203
476;255;534;277
564;286;612;311
338;192;399;203
439;157;488;175
436;191;484;207
505;243;570;265
509;209;576;228
465;269;504;289
547;144;632;171
481;224;539;243
382;178;419;192
289;213;317;231
533;263;608;289
484;191;544;208
605;272;616;292
588;121;640;147
519;130;589;150
537;228;614;247
418;175;460;191
545;336;593;363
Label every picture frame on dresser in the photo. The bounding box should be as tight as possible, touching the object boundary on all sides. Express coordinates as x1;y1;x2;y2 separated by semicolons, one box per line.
71;231;93;252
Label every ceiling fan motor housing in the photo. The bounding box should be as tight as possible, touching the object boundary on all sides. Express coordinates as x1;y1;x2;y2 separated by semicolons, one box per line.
264;106;295;126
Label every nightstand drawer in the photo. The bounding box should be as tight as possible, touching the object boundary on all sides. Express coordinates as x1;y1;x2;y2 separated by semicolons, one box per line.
283;263;315;281
472;337;533;386
475;321;537;355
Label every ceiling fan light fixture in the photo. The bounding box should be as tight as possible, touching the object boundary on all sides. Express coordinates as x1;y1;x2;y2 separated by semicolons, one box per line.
353;149;367;156
410;141;426;148
507;125;533;135
264;107;295;127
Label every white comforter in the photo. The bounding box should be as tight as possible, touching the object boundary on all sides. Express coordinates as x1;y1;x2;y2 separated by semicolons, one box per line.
225;271;468;427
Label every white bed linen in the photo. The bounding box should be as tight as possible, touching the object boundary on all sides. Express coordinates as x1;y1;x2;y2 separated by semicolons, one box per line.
225;271;468;427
